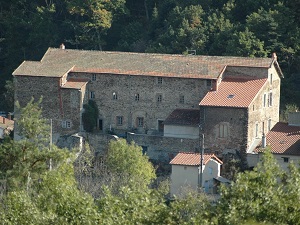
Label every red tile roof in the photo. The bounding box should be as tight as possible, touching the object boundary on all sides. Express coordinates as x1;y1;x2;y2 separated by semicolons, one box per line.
170;152;223;165
256;122;300;155
61;78;89;89
164;109;200;126
13;48;273;78
199;77;267;108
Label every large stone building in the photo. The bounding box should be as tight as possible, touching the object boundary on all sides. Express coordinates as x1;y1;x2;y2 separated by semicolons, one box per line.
13;46;283;167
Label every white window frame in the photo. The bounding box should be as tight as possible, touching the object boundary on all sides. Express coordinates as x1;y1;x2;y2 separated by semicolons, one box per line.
62;120;72;128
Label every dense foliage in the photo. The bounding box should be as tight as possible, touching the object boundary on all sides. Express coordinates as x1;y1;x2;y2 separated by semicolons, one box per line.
1;0;300;111
1;99;300;224
82;100;99;132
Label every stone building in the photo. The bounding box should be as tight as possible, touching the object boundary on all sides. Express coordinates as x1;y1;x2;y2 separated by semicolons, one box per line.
13;47;283;167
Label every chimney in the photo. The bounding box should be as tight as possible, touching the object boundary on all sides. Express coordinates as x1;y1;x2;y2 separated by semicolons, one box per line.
262;133;266;148
272;52;277;61
60;43;65;49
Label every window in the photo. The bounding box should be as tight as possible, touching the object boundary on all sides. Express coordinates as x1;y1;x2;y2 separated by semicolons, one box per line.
90;91;95;99
113;92;117;100
255;123;259;137
116;116;123;126
269;92;273;107
179;95;184;104
282;157;289;163
135;93;140;101
219;123;228;138
208;167;213;175
270;73;273;84
268;119;272;131
137;117;144;127
62;120;71;128
157;94;162;102
92;74;96;81
206;80;212;87
263;93;266;107
157;77;163;84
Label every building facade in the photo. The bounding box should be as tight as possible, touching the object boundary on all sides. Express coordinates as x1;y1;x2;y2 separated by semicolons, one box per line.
13;47;283;167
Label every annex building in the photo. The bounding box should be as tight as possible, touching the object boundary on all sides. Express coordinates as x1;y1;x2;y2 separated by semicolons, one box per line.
13;46;283;169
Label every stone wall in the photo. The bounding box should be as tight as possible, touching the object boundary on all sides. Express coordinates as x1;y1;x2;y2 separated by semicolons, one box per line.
127;132;199;162
68;72;210;134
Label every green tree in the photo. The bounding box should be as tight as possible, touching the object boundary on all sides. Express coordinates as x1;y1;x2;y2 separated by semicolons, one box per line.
106;139;156;191
82;100;99;132
65;0;126;50
217;149;286;224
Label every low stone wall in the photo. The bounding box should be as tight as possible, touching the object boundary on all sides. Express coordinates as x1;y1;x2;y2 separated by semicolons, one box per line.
127;132;199;162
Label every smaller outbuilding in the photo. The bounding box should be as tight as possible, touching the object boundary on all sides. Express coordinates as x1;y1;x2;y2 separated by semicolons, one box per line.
170;152;229;196
255;113;300;171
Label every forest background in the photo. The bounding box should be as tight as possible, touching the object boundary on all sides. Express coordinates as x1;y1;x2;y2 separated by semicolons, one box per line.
0;0;300;112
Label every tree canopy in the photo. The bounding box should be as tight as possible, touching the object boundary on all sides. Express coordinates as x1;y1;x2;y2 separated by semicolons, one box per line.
1;0;300;111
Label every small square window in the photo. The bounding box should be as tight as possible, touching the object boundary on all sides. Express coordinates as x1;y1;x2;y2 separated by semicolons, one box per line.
283;157;289;163
135;93;140;101
157;94;162;102
137;117;144;127
157;77;163;84
113;92;118;100
116;116;123;126
179;95;184;104
92;74;96;81
62;120;71;128
90;91;95;99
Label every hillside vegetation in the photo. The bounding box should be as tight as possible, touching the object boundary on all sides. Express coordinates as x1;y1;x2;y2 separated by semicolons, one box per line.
0;0;300;111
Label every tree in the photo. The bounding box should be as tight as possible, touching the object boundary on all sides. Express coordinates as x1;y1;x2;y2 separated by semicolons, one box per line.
82;100;99;132
106;139;156;191
217;149;287;224
0;98;71;191
0;98;100;224
65;0;126;50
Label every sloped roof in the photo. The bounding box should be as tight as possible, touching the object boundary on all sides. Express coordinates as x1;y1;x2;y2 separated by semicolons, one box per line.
164;109;200;126
170;152;223;166
199;77;267;108
61;78;89;89
13;48;273;78
256;122;300;155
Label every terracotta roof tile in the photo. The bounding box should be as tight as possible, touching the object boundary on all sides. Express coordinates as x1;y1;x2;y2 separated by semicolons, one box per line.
170;152;223;165
61;78;89;89
13;48;273;78
164;109;200;126
199;77;267;108
256;122;300;155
